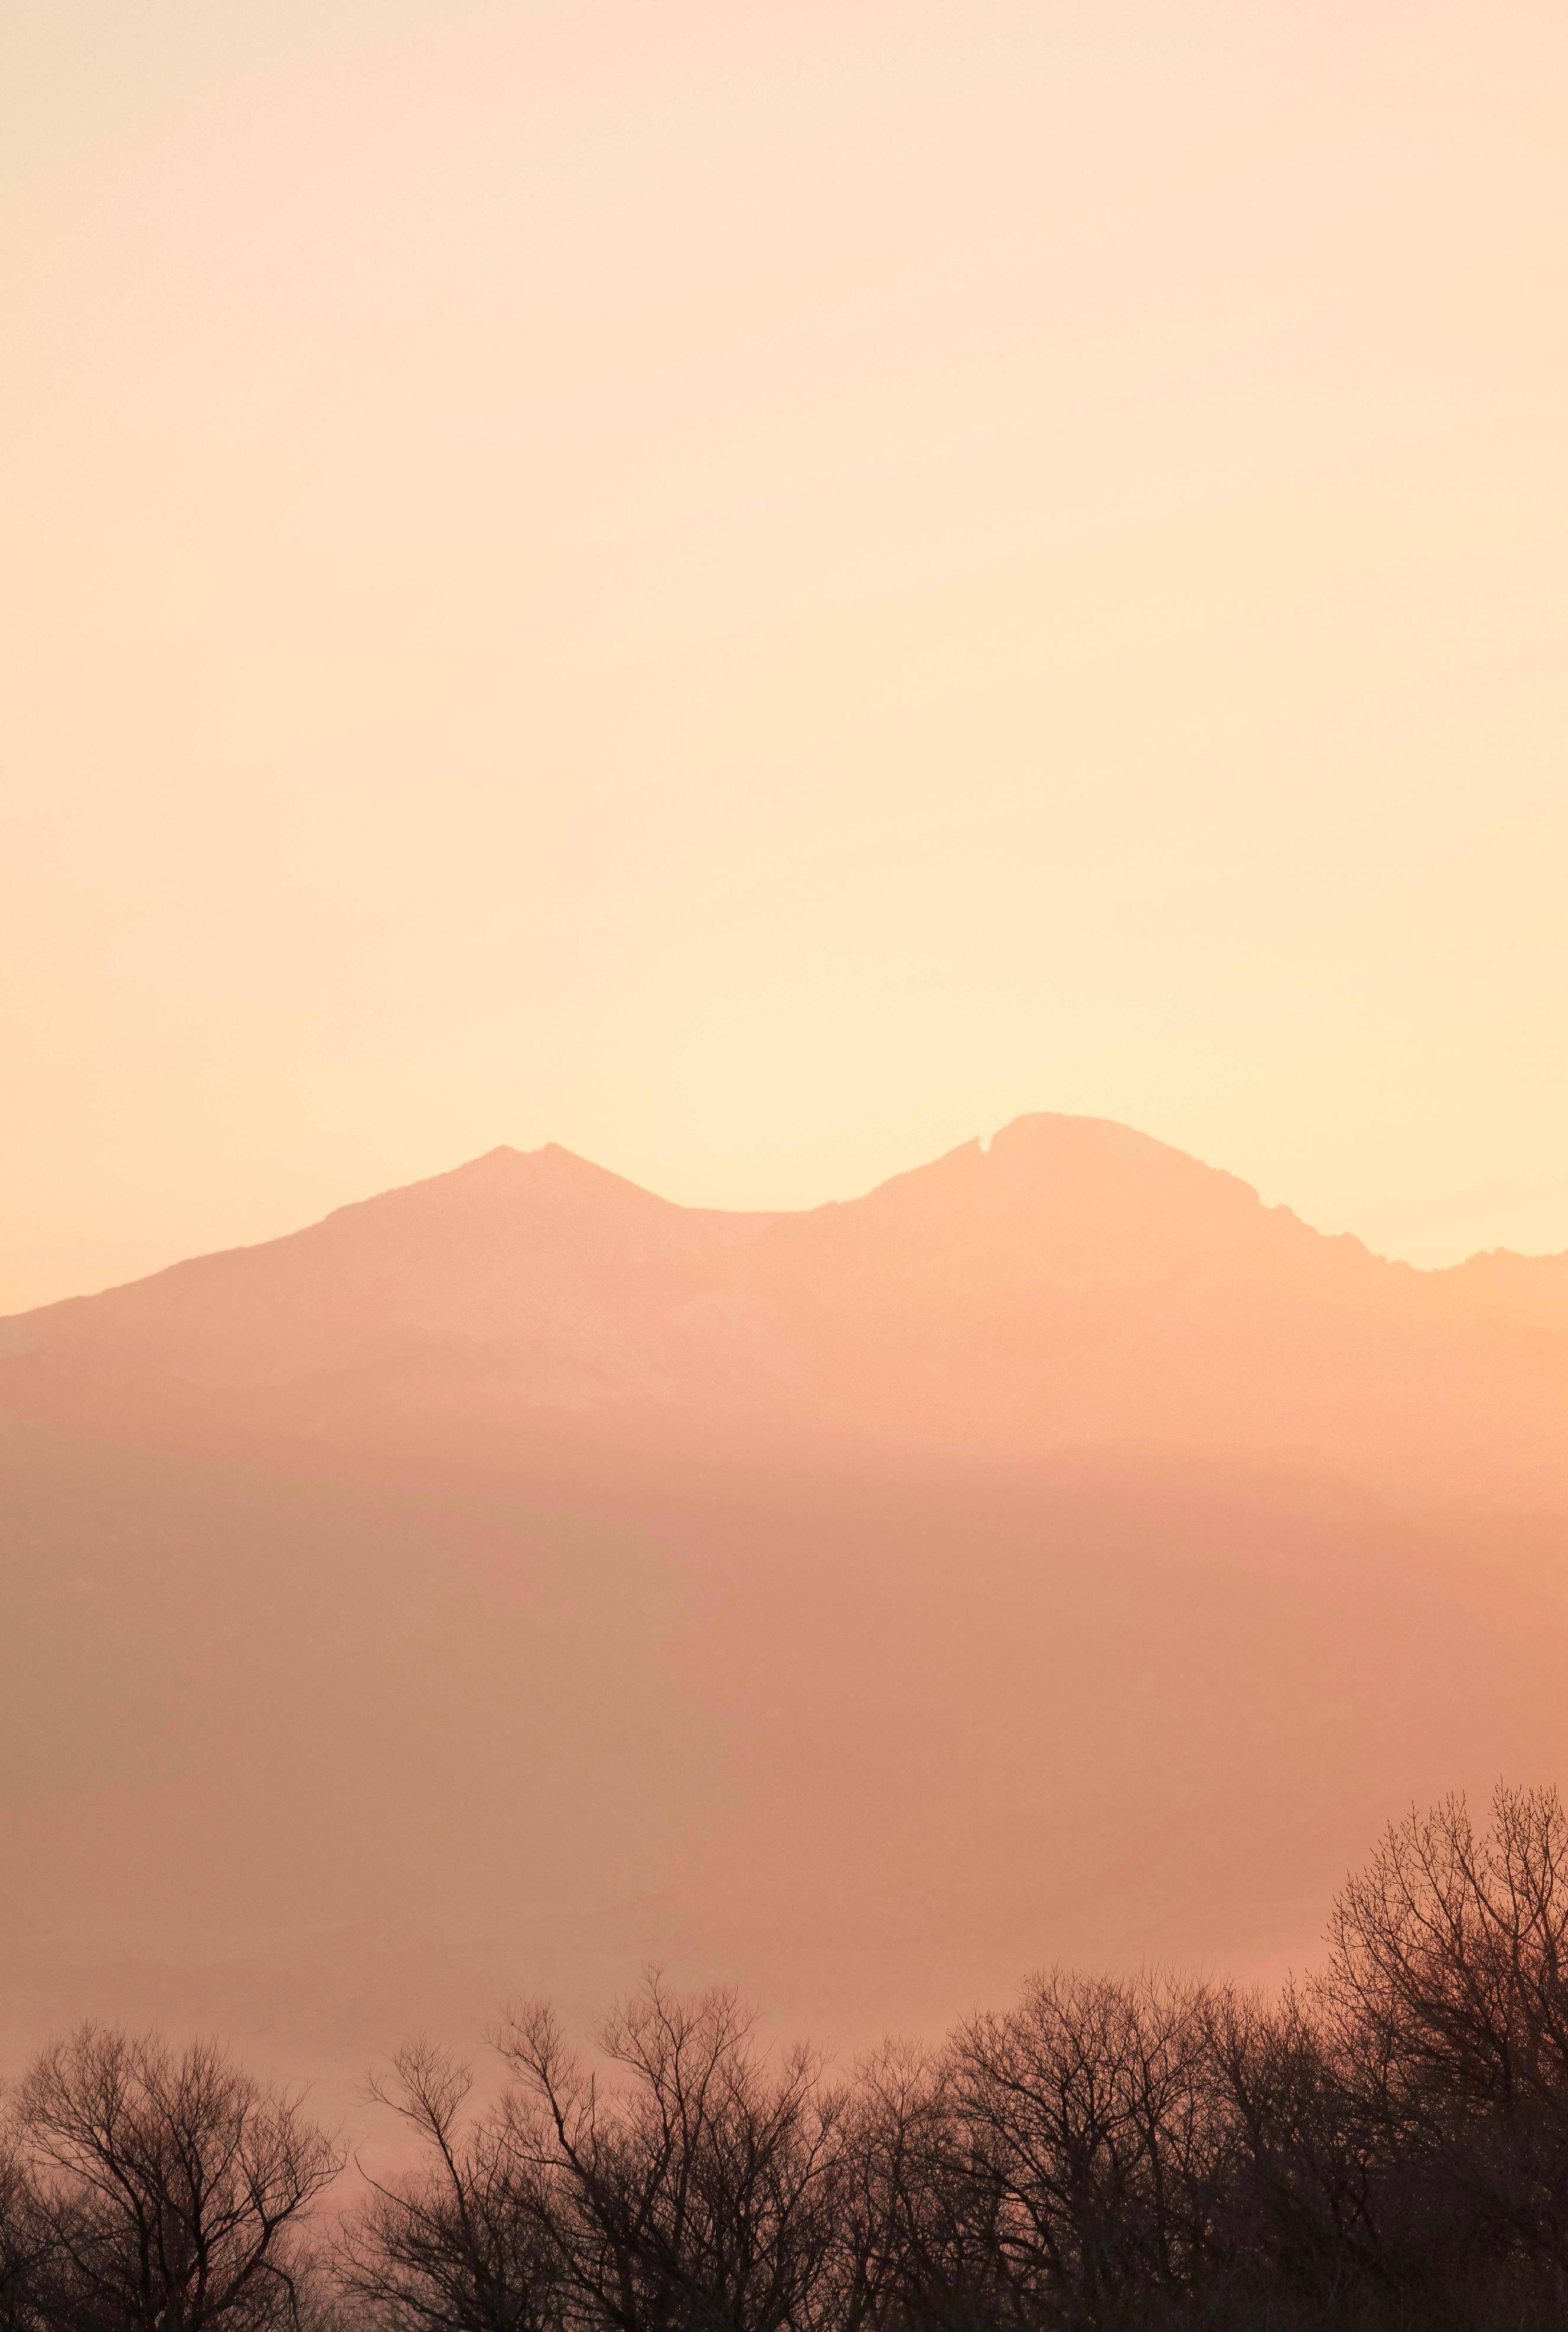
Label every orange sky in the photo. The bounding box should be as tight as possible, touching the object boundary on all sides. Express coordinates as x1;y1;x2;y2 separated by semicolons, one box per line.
2;0;1565;1315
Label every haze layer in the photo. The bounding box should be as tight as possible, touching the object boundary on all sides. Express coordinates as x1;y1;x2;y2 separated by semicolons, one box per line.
2;1116;1566;2080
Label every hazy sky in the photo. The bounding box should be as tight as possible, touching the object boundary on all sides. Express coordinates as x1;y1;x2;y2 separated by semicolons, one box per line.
3;0;1565;1312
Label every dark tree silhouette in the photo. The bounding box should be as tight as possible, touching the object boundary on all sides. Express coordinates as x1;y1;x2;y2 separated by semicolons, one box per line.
944;1972;1228;2328
18;1786;1568;2332
497;1978;851;2332
7;2027;340;2332
335;2042;566;2332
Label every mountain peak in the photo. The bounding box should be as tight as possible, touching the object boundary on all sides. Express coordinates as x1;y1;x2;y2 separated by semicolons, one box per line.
987;1110;1250;1185
2;1114;1567;1508
363;1139;677;1216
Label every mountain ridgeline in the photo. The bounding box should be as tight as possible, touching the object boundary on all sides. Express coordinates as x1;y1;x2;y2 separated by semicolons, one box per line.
4;1114;1566;1502
1;1114;1566;2087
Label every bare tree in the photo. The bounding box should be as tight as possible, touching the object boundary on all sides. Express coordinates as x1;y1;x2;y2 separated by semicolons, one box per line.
1318;1783;1568;2299
497;1976;850;2332
1200;1981;1383;2314
10;2027;341;2332
1323;1784;1568;2126
335;2043;566;2332
24;1783;1568;2332
947;1971;1228;2328
0;2125;56;2332
834;2041;1007;2332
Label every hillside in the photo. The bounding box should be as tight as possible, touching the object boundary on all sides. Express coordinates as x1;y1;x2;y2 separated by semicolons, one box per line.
1;1115;1566;2089
4;1114;1566;1499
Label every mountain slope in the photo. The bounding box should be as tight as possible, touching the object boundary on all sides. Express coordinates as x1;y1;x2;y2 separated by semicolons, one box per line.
1;1115;1566;2095
3;1114;1564;1501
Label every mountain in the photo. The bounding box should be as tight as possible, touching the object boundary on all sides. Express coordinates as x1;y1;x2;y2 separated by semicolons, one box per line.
5;1114;1567;1498
1;1115;1566;2095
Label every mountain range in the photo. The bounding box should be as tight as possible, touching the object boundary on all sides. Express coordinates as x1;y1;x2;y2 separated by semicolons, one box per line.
6;1114;1567;1498
2;1114;1565;2092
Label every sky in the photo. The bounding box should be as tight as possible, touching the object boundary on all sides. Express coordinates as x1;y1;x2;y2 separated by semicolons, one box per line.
2;0;1566;1314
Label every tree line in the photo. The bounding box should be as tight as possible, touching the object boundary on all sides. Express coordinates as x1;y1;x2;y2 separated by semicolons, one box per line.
7;1785;1568;2331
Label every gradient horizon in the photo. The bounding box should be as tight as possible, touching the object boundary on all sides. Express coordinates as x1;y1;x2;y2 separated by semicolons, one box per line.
4;0;1566;1313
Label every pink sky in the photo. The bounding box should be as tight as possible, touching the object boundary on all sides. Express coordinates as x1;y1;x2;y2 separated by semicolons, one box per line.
3;0;1566;1313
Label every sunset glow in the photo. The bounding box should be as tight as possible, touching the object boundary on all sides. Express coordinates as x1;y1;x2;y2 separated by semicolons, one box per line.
4;1;1566;1311
4;18;1568;2321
